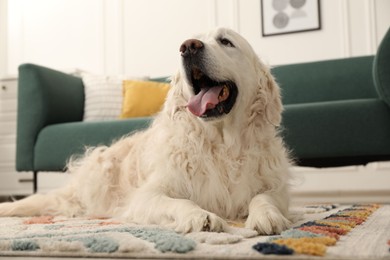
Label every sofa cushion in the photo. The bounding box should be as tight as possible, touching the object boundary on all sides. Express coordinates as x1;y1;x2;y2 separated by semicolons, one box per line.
120;80;170;118
272;56;377;105
34;117;152;171
282;99;390;160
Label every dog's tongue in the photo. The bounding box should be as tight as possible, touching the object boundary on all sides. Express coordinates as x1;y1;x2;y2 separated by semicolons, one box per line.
187;86;223;116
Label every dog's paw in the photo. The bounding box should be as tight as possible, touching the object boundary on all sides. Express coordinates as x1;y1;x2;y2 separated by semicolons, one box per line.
173;210;227;233
245;206;291;235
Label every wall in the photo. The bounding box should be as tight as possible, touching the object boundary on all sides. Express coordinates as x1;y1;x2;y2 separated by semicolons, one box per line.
6;0;106;75
3;0;390;77
239;0;390;65
0;0;7;76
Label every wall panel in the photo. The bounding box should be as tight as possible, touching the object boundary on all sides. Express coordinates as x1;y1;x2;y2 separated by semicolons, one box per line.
0;0;7;76
7;0;105;74
123;0;214;78
375;0;390;44
4;0;390;77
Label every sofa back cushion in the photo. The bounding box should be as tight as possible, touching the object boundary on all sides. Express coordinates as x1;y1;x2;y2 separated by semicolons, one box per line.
272;56;377;105
81;73;124;121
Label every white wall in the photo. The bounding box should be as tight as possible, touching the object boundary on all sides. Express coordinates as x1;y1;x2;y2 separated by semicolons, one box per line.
3;0;390;77
240;0;390;65
6;0;105;75
122;0;215;77
0;0;7;76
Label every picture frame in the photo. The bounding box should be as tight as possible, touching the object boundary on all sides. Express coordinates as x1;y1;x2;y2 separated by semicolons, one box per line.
261;0;321;37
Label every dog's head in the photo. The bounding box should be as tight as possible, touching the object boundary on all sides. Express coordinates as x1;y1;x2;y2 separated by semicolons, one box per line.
169;28;282;126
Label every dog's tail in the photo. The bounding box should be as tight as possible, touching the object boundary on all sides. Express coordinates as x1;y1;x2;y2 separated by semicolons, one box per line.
0;186;83;217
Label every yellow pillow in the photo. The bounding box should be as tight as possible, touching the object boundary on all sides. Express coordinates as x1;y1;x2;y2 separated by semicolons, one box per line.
120;80;170;118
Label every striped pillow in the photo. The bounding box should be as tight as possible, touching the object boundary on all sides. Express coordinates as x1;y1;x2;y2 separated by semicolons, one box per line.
81;73;124;121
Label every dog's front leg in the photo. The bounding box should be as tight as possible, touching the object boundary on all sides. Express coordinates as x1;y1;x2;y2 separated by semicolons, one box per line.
121;187;227;233
245;192;291;235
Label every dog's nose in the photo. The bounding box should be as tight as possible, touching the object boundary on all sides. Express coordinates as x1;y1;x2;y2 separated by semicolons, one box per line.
180;39;204;57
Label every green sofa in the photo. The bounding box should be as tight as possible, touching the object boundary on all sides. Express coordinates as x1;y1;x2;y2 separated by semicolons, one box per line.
276;56;390;166
16;28;390;191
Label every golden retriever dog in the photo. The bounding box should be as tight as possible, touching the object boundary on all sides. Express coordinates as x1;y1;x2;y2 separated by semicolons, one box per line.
0;28;292;235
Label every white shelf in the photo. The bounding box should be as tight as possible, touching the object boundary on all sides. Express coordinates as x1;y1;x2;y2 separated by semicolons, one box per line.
0;77;33;196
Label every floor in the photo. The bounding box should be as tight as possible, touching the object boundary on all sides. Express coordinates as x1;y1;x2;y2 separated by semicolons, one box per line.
0;253;198;260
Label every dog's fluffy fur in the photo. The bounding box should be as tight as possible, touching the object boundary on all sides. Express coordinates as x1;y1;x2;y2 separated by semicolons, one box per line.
0;28;293;234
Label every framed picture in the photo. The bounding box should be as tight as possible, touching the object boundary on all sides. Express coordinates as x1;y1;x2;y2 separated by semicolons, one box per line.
261;0;321;37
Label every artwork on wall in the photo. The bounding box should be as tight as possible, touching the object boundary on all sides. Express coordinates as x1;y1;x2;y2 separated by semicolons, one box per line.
261;0;321;37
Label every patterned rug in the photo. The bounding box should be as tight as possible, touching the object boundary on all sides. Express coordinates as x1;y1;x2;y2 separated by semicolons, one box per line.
0;204;389;259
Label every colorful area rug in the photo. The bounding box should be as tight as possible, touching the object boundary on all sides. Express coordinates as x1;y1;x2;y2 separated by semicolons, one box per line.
0;204;389;259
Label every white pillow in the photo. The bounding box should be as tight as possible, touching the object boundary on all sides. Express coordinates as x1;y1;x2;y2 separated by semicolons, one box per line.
81;73;124;121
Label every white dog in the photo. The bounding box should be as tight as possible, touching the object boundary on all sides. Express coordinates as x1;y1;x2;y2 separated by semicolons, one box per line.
0;28;293;235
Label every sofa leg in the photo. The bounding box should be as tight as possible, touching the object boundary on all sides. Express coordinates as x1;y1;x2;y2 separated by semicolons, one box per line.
33;171;38;193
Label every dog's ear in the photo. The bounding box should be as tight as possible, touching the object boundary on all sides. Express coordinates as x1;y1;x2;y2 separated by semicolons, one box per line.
264;68;283;126
255;58;283;127
162;71;189;118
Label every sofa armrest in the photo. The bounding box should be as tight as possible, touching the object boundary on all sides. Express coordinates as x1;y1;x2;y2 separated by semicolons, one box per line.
373;27;390;107
16;63;85;171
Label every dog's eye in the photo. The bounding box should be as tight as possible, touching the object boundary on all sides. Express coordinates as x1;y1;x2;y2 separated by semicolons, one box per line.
219;38;235;48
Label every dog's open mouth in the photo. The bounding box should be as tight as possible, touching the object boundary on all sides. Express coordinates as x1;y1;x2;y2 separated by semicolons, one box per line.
187;67;238;119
